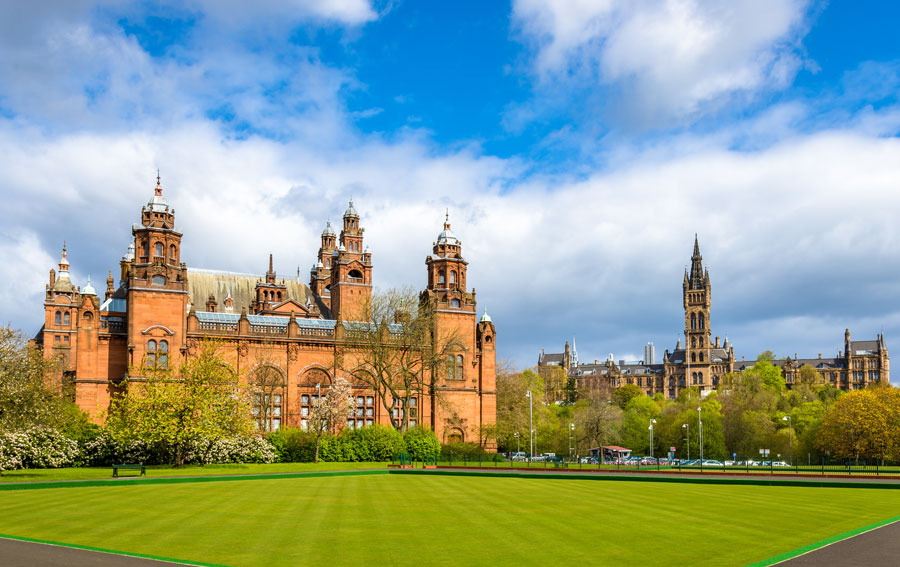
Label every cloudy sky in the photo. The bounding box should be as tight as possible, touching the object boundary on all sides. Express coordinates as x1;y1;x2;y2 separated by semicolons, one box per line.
2;1;899;379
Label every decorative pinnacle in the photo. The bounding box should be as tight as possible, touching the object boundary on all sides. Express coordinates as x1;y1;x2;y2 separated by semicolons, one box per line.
444;209;451;230
155;170;162;196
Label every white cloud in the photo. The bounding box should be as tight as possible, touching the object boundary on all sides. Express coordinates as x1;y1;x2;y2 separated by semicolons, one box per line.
512;0;810;124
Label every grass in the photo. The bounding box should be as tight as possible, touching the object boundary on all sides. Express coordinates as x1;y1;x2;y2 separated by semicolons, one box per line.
0;462;389;483
2;472;900;566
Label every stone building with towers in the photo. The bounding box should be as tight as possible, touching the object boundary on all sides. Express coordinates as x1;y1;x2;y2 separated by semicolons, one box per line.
538;236;888;400
35;176;497;445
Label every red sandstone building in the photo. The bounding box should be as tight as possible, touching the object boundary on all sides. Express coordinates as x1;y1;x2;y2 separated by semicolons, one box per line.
36;178;497;444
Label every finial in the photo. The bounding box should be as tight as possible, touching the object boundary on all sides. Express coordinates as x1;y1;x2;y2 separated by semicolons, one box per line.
63;240;67;254
155;170;162;196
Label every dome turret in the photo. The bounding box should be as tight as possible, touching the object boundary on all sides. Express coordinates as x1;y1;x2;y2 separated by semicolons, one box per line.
82;275;96;296
343;199;359;218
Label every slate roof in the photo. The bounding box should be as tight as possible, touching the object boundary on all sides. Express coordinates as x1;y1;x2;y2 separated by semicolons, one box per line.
187;268;312;313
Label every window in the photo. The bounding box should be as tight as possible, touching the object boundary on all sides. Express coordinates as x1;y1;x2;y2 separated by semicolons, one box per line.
54;311;61;325
691;352;696;363
699;352;704;362
141;241;149;258
254;392;283;432
691;336;696;348
456;354;464;380
450;270;457;284
154;242;163;257
82;312;93;322
63;312;70;326
169;244;177;261
691;313;696;330
450;298;461;308
438;270;446;284
146;340;157;368
699;314;705;329
151;275;166;286
698;372;703;382
158;340;168;369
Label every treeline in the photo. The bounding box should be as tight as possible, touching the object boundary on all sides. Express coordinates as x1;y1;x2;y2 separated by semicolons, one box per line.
490;355;900;463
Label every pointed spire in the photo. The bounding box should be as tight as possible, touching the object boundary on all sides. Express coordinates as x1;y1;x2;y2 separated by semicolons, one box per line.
155;169;162;196
58;242;70;274
444;208;450;229
693;233;700;258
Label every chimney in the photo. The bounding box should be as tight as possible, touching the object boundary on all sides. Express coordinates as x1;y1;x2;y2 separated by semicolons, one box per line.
715;336;720;348
49;268;56;287
818;353;822;359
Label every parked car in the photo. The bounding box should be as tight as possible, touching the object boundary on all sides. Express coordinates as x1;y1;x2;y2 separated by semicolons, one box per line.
772;461;790;467
509;452;527;461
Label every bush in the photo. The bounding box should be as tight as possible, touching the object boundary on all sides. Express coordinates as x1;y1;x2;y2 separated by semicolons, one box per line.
441;441;490;460
0;427;79;470
267;428;316;462
404;427;440;461
185;436;277;465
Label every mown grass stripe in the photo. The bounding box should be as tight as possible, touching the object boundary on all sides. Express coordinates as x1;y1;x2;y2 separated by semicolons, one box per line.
391;468;900;489
0;533;231;566
0;469;389;491
745;516;900;566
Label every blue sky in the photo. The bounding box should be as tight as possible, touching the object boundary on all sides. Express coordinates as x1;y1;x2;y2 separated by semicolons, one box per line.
1;0;899;380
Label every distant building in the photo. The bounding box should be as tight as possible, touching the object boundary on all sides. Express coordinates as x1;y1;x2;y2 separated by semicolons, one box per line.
538;236;889;400
643;342;655;365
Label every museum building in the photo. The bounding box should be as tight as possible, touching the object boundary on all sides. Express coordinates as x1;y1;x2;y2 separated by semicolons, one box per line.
36;178;497;444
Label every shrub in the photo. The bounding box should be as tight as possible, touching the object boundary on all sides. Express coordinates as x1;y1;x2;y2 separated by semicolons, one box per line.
441;441;489;460
267;428;316;462
404;426;440;461
0;427;79;470
185;436;277;465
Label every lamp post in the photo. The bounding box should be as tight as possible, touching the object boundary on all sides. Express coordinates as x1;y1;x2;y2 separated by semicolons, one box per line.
698;406;703;464
648;419;657;459
514;432;520;455
782;415;793;466
525;390;533;461
569;423;575;460
682;422;690;461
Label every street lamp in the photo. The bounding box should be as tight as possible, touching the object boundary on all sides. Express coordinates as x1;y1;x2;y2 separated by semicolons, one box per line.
682;423;690;461
698;406;703;464
569;423;576;460
514;432;520;455
782;415;793;466
648;419;657;459
525;391;533;460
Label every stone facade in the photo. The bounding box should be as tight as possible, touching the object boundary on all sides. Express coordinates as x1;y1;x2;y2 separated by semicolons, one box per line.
539;236;889;399
36;178;496;445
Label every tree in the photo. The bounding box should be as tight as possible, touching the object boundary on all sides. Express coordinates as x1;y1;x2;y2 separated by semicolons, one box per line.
107;340;253;467
308;376;354;463
619;395;661;455
249;342;287;433
0;326;88;433
817;387;900;461
574;391;622;462
494;368;550;453
612;384;644;409
336;287;461;433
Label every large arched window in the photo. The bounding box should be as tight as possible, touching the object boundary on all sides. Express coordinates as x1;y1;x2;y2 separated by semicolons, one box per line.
699;314;705;329
691;313;696;330
456;355;464;380
154;242;163;257
146;340;157;368
691;336;696;348
54;311;61;325
438;270;446;284
450;270;457;284
698;371;703;382
158;340;168;369
699;352;704;362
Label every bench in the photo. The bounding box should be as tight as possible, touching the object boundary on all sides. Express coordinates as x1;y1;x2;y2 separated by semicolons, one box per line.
112;464;146;478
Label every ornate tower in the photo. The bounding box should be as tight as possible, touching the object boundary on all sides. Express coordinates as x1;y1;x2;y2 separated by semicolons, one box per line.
123;174;188;370
683;235;712;390
253;254;287;313
310;220;338;310
328;200;372;320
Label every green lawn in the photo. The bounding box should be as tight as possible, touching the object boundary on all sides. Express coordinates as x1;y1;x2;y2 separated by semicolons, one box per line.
1;473;899;566
0;461;389;483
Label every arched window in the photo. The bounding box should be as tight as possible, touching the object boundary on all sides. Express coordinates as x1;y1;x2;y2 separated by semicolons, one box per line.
82;312;93;323
485;335;493;344
698;372;703;382
691;313;696;330
63;312;70;326
169;244;177;261
154;242;163;257
158;340;168;369
450;298;461;308
450;270;456;284
699;352;704;362
691;352;696;363
699;337;703;347
691;336;696;348
699;314;705;329
142;241;149;258
146;340;157;368
692;372;697;384
456;355;464;380
264;291;269;300
151;275;166;286
438;270;446;284
54;311;61;325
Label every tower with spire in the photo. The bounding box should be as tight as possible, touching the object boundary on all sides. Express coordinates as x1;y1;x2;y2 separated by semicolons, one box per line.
327;200;372;320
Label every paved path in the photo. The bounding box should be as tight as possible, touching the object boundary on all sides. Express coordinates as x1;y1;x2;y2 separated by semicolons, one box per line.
0;537;195;567
776;520;900;566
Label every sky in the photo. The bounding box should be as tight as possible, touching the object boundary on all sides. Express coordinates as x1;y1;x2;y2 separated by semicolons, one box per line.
1;1;899;381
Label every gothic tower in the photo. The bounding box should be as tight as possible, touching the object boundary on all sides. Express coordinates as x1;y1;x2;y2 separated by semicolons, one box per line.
683;235;712;390
328;200;372;320
123;174;188;370
309;220;337;309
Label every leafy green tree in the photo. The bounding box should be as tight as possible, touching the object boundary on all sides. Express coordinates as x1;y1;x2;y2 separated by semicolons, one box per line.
494;368;550;453
612;384;644;409
620;395;661;455
107;340;253;467
0;326;89;432
817;387;900;461
574;390;622;461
